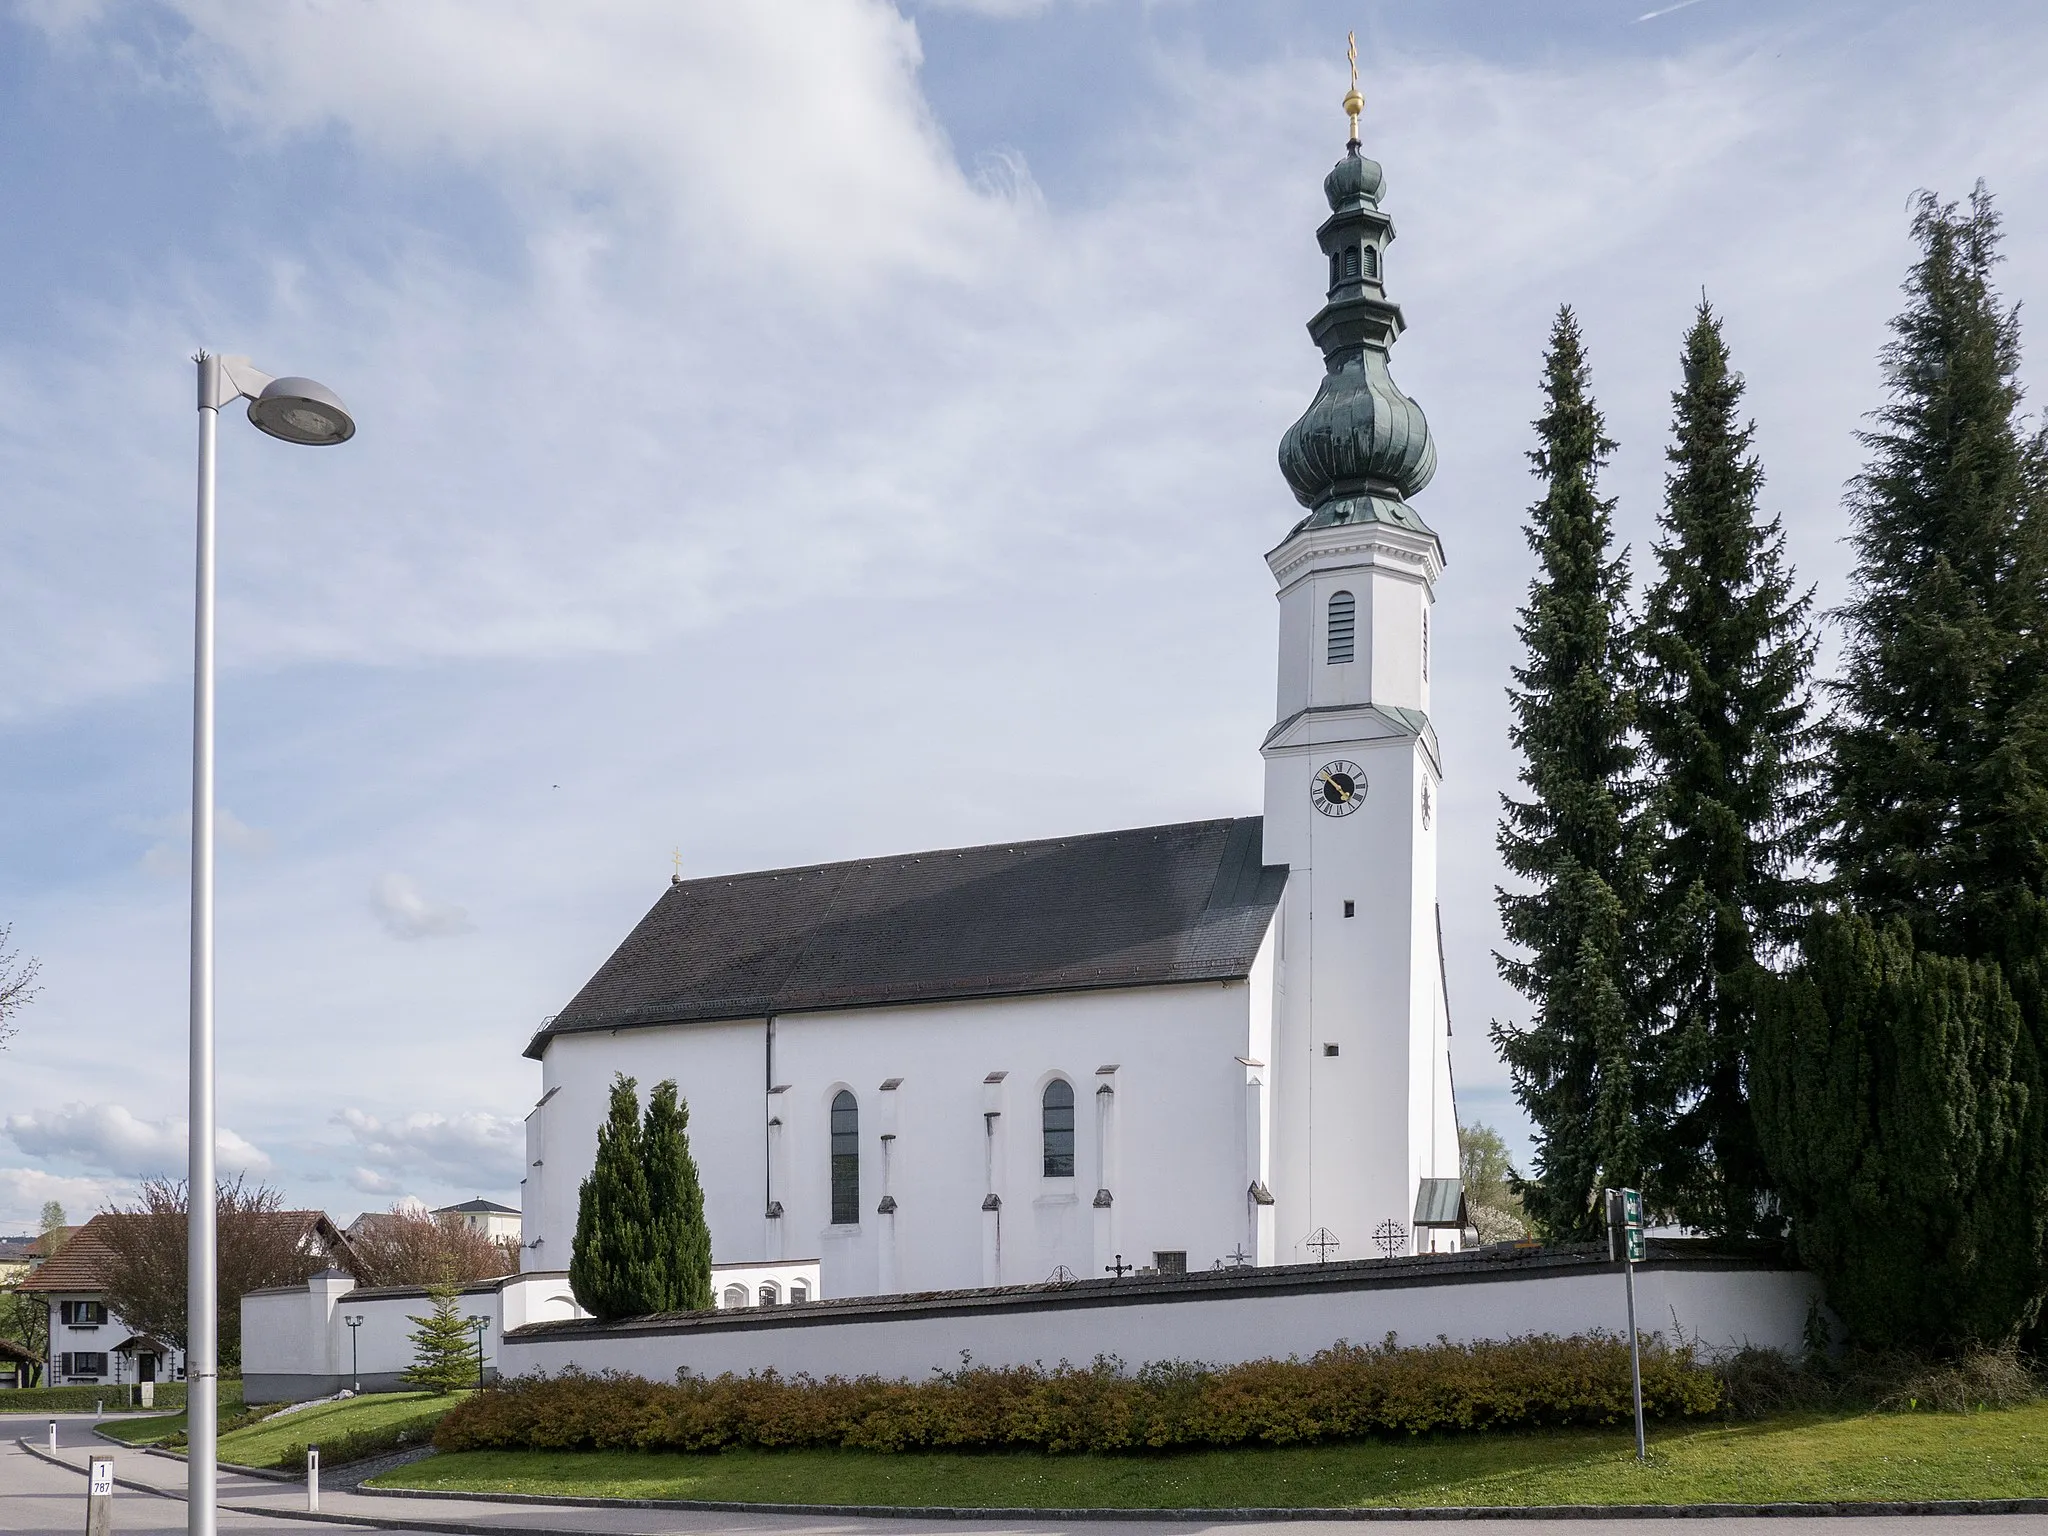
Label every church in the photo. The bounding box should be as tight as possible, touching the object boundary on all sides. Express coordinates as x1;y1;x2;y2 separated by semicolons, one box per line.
519;86;1463;1300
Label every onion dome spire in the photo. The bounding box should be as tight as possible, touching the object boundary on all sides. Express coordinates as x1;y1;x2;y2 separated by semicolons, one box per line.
1277;44;1436;529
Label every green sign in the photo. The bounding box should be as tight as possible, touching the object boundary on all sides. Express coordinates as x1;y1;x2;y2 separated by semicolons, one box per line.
1626;1227;1645;1263
1621;1188;1643;1230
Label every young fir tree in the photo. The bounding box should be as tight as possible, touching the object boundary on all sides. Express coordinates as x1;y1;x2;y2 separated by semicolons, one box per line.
1635;300;1819;1237
642;1079;714;1312
401;1271;480;1394
568;1073;661;1320
1493;306;1654;1240
1826;185;2048;964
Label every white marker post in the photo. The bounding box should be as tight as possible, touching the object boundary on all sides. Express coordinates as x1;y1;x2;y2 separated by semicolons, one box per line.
47;1420;56;1452
87;1455;114;1536
305;1445;320;1514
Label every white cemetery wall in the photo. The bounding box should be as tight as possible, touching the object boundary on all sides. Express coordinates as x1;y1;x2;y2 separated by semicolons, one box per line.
502;1248;1818;1385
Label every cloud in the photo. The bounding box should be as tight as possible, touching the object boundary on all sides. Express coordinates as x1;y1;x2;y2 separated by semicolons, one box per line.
136;807;275;877
334;1107;519;1194
0;1167;127;1231
371;873;474;940
1;1103;272;1179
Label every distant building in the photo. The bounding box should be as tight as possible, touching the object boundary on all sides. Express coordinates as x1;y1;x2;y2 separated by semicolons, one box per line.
435;1198;521;1242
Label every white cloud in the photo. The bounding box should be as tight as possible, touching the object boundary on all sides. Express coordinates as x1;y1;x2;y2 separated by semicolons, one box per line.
136;807;275;877
371;873;474;940
334;1107;519;1195
1;1103;272;1179
0;1167;127;1232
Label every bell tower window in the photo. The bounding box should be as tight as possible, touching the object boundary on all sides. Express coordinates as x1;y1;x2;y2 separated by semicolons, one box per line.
1343;247;1361;279
1364;244;1379;280
1327;590;1356;665
1422;608;1430;681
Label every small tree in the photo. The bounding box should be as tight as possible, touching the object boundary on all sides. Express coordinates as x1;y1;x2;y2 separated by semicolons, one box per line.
1458;1123;1530;1243
0;1287;49;1380
38;1202;66;1240
643;1080;714;1312
401;1272;479;1394
569;1074;659;1320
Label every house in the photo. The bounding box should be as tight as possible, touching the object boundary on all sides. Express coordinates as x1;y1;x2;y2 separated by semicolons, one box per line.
434;1198;521;1242
520;110;1461;1299
0;1236;40;1286
17;1210;349;1386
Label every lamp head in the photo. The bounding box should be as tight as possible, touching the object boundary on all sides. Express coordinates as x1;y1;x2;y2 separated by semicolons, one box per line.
247;376;355;445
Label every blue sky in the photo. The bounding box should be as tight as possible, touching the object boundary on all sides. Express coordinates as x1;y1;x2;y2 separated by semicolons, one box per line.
1;0;2044;1231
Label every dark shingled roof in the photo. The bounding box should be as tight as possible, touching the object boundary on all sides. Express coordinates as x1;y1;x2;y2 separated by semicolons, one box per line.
527;817;1286;1059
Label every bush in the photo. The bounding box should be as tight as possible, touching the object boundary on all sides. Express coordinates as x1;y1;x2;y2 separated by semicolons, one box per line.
274;1418;440;1472
0;1383;188;1413
436;1334;1722;1457
1714;1344;2044;1419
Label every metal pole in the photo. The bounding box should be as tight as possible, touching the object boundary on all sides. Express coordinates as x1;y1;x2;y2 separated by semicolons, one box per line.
1624;1247;1645;1462
188;355;220;1536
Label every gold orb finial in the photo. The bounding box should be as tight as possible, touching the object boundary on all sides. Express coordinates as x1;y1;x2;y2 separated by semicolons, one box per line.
1343;30;1364;145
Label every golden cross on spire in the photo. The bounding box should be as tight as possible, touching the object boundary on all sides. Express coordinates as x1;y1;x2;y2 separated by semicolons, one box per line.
1343;30;1364;146
671;846;684;883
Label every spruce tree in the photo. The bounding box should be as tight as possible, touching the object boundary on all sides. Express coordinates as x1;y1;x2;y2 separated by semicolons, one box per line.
1493;306;1653;1240
1636;300;1819;1237
643;1079;714;1312
1826;185;2048;963
569;1073;661;1320
401;1271;481;1394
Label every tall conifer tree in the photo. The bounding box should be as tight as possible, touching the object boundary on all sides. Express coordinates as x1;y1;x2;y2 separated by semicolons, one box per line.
1494;306;1652;1239
1636;301;1819;1237
1826;185;2048;963
569;1073;659;1320
643;1080;714;1312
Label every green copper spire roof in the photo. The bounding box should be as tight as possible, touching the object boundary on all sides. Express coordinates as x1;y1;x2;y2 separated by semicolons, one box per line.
1277;79;1436;529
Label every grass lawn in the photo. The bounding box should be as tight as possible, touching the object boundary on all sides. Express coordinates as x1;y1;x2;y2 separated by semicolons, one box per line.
374;1403;2048;1509
215;1391;462;1469
96;1382;247;1446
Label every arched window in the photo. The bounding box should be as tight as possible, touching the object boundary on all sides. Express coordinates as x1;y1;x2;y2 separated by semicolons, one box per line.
1328;251;1340;288
722;1284;747;1308
1042;1079;1076;1177
790;1280;811;1304
1344;246;1361;279
1363;244;1379;280
759;1281;780;1306
1327;590;1356;664
830;1090;860;1224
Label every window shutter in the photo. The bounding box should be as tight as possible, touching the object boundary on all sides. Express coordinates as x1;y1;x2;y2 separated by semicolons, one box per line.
1327;591;1356;664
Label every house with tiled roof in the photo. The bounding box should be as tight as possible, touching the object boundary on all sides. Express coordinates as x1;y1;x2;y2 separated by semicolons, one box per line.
18;1210;347;1386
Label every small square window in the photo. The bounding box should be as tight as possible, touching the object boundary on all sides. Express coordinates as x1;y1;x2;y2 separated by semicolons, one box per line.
1343;900;1355;917
1323;1043;1340;1057
1152;1251;1187;1275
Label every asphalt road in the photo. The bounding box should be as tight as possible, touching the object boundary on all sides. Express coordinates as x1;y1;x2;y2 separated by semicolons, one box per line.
11;1411;2048;1536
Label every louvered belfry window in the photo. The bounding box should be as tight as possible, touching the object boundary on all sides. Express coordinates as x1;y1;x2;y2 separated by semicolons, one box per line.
830;1090;859;1224
1328;590;1356;664
1364;244;1379;280
1042;1079;1076;1177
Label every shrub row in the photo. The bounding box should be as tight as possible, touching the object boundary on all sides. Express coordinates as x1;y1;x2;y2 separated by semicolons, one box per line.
435;1334;1721;1455
1;1383;188;1413
274;1416;442;1472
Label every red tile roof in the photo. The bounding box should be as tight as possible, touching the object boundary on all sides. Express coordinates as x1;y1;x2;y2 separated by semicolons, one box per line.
16;1210;346;1293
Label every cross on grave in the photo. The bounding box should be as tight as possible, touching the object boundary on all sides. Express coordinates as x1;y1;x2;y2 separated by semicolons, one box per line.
1303;1227;1340;1264
1045;1265;1079;1286
1105;1254;1133;1279
1374;1219;1410;1259
1225;1244;1253;1268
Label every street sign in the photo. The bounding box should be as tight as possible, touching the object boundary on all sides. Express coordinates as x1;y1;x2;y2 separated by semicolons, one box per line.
86;1455;114;1536
1602;1188;1649;1464
1626;1226;1646;1263
1622;1188;1643;1231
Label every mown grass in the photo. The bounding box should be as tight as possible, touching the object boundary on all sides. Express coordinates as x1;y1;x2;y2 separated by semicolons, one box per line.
374;1401;2048;1509
216;1391;462;1469
95;1381;246;1445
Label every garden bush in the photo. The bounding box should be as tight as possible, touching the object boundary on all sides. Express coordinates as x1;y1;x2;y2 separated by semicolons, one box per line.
274;1417;441;1472
0;1383;188;1413
436;1333;1721;1456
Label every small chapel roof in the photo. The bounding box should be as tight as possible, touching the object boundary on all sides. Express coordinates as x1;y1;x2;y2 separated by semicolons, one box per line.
526;816;1286;1057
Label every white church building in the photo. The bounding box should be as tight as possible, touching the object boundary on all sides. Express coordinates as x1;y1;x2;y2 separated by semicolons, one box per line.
520;107;1463;1301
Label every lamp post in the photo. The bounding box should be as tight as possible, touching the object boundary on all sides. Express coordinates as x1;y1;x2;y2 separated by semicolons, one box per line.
344;1314;363;1394
187;354;354;1536
466;1316;489;1391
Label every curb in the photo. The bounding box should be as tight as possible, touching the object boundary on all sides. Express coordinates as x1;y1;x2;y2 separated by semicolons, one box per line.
25;1435;2048;1525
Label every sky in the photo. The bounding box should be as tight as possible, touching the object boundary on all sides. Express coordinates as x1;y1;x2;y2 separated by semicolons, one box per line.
0;0;2044;1233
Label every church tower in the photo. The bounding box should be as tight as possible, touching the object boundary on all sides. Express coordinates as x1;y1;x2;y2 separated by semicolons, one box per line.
1261;65;1460;1260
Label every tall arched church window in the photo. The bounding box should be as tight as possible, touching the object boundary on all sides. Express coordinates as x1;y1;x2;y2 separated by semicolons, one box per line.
1364;244;1379;280
1042;1079;1076;1177
830;1091;859;1225
1328;591;1356;665
1344;247;1361;279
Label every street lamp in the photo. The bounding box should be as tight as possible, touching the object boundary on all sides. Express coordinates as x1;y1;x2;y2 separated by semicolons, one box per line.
466;1316;489;1391
186;353;355;1536
344;1314;364;1395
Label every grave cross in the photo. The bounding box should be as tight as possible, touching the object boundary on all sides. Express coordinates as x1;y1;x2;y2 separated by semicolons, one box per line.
1303;1227;1340;1264
1105;1254;1133;1279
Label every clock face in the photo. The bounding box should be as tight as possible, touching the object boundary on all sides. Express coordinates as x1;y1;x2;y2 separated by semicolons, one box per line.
1312;760;1365;817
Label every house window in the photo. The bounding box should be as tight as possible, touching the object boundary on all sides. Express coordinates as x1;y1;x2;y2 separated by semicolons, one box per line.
1364;244;1379;279
61;1352;108;1378
830;1090;860;1225
61;1301;106;1327
1153;1251;1188;1275
790;1280;811;1304
721;1284;747;1308
1327;591;1356;664
1042;1079;1076;1177
758;1281;781;1306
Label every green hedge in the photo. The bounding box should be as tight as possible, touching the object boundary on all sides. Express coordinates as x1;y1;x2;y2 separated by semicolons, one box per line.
0;1383;188;1413
274;1418;440;1472
436;1334;1722;1456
